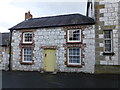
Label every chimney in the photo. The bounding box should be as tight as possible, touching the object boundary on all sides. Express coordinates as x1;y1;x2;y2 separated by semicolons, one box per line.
86;0;95;19
25;11;33;20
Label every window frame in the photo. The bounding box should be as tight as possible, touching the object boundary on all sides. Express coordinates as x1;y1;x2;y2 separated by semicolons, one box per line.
67;48;81;65
67;29;81;43
103;30;113;53
22;47;33;63
23;32;33;43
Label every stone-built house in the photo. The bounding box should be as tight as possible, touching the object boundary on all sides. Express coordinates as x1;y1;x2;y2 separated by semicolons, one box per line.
0;33;9;70
9;11;95;73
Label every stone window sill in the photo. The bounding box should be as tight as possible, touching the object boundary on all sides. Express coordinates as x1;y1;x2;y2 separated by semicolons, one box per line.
67;42;82;44
66;64;82;68
20;61;34;65
103;52;115;56
20;43;33;45
65;61;83;68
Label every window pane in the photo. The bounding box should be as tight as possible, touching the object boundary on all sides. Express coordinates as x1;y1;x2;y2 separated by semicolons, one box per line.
69;49;72;55
73;30;79;34
24;33;33;42
104;30;112;52
105;40;111;44
68;30;80;42
69;56;80;63
104;31;111;38
73;30;80;41
105;47;111;52
73;49;76;55
105;40;111;52
76;49;80;55
68;48;80;64
69;56;73;63
23;47;32;62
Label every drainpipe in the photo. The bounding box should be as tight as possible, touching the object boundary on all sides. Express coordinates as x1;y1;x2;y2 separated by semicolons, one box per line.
8;30;13;71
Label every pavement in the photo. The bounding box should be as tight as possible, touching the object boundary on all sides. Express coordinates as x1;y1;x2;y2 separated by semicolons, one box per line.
2;71;120;88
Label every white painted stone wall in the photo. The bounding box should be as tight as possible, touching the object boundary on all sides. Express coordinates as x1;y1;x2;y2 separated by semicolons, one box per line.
11;30;40;71
34;28;66;72
99;0;120;65
0;47;9;70
83;26;95;73
11;26;95;73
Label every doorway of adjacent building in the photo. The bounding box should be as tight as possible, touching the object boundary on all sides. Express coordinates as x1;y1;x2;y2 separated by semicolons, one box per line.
44;49;56;72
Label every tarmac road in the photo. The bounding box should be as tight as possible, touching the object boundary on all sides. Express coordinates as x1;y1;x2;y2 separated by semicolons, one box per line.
2;71;120;88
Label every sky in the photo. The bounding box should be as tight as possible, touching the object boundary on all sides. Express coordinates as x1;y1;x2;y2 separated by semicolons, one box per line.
0;0;88;32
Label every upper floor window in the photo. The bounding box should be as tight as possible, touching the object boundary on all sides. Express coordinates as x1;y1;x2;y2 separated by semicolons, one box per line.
67;48;81;65
104;30;113;53
23;32;33;43
67;29;81;43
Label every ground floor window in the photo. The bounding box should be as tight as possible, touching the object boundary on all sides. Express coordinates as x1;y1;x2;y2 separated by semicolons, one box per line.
67;48;81;65
22;47;32;63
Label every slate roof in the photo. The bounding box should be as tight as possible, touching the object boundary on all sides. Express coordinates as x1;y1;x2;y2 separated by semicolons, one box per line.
9;14;95;30
0;33;10;46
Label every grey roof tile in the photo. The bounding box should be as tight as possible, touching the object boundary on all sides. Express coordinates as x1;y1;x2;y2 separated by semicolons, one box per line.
9;14;95;30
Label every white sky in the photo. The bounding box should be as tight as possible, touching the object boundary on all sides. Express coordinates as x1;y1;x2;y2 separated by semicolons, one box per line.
0;0;88;32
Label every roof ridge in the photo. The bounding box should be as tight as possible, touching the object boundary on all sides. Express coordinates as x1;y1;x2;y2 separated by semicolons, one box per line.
32;13;84;19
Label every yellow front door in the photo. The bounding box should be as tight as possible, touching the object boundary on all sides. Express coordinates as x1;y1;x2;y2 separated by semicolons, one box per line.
44;49;56;72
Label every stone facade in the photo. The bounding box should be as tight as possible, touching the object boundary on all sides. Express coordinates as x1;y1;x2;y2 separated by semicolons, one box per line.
11;26;95;73
94;0;120;73
0;33;9;71
0;47;9;70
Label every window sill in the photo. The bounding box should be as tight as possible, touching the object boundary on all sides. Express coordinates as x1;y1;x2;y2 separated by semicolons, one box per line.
21;43;33;45
103;52;115;56
67;42;82;44
20;61;34;65
66;64;82;68
23;42;33;43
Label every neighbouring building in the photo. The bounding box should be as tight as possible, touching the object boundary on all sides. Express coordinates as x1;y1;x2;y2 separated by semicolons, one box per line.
94;0;120;73
0;33;9;70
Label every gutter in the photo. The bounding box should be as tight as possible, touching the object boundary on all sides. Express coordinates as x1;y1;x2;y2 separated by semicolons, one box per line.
9;22;95;31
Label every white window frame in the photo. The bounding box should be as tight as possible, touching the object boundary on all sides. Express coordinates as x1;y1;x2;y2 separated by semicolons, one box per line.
67;29;81;43
23;32;33;43
67;48;81;65
104;30;113;53
22;47;33;63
